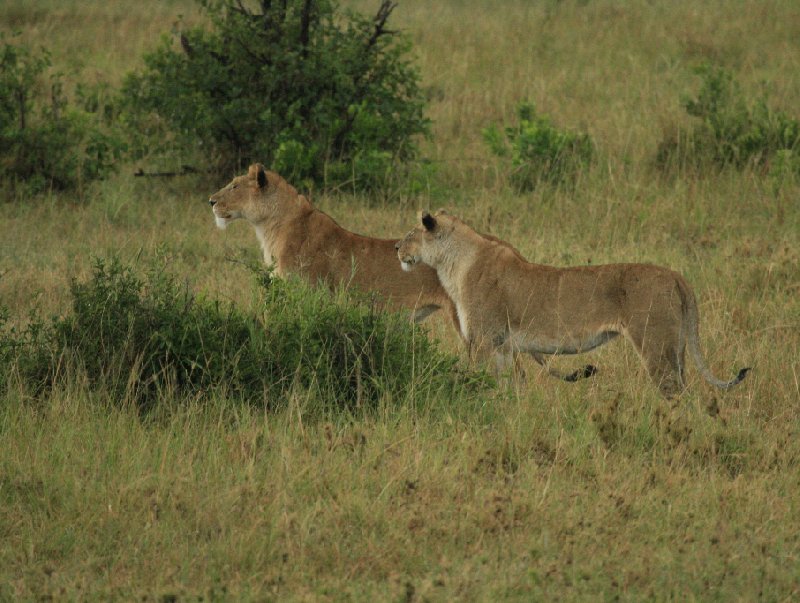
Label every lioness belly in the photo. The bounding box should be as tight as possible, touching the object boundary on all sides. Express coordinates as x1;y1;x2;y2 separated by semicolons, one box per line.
511;329;619;355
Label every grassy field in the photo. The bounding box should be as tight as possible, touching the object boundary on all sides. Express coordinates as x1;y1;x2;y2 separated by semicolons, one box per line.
2;0;799;600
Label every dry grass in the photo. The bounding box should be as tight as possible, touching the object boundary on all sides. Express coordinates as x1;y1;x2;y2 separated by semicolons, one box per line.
1;0;799;599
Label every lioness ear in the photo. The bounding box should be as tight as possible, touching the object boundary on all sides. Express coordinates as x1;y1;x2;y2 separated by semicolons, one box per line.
249;163;268;188
421;211;437;232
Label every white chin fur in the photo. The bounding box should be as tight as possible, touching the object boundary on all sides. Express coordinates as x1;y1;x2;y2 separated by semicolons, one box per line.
214;215;228;230
401;261;413;272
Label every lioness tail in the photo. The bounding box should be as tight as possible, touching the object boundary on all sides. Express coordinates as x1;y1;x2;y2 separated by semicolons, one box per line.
676;277;750;389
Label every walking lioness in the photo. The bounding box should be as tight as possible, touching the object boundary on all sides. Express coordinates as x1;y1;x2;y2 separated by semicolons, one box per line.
396;210;749;397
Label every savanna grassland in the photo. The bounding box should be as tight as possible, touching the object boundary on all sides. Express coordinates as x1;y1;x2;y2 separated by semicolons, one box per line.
2;0;800;600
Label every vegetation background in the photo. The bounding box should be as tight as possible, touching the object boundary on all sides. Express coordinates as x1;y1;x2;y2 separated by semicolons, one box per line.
1;0;799;599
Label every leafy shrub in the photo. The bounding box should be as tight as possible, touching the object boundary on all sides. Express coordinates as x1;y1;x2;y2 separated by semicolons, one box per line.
656;64;800;174
0;257;271;408
120;0;429;192
0;35;124;197
483;101;594;191
0;255;485;413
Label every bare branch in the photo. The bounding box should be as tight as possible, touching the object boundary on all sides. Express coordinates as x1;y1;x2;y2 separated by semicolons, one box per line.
17;88;25;131
367;0;397;49
179;32;194;57
231;33;266;63
50;83;60;121
299;0;313;53
134;166;200;178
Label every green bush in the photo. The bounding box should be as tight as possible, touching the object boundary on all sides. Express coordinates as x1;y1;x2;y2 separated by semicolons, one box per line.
0;256;485;413
483;101;594;191
255;268;480;410
0;35;124;197
120;0;430;192
0;257;270;408
656;64;800;174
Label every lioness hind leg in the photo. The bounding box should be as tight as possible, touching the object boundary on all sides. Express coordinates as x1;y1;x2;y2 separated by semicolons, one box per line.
623;323;685;398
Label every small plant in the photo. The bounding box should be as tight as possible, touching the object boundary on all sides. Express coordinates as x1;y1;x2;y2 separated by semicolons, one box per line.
483;101;594;191
656;64;800;174
768;149;800;193
120;0;430;193
0;35;124;197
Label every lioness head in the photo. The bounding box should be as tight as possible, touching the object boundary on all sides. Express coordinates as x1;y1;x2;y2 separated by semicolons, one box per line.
396;210;451;271
209;163;292;229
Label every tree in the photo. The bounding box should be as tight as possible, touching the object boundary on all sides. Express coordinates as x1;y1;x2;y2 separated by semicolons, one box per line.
122;0;429;191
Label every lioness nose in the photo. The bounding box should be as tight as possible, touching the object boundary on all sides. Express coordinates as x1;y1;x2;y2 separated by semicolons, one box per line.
394;241;401;250
208;198;216;206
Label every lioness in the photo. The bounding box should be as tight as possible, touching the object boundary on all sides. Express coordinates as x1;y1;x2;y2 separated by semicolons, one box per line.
396;210;750;397
209;163;455;324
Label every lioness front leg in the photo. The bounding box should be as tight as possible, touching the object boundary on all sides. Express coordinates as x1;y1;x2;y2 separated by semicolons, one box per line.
529;351;597;383
468;334;518;382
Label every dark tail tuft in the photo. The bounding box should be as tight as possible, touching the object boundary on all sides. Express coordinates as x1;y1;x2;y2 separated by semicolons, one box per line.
736;367;751;382
565;364;598;383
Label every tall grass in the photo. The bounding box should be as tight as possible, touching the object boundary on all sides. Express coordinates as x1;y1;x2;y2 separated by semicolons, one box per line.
1;0;799;599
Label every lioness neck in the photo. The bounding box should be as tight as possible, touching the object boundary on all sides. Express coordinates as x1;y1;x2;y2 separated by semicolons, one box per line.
430;233;483;299
251;193;313;271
